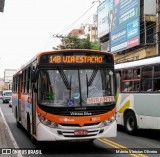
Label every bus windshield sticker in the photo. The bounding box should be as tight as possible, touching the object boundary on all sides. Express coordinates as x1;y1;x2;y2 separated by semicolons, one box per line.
73;92;80;99
87;96;115;104
67;99;74;107
46;93;55;100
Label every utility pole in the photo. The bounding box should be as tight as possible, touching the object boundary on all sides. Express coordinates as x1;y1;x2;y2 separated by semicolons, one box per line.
53;34;72;49
156;0;160;55
92;0;103;5
0;0;5;12
53;34;66;49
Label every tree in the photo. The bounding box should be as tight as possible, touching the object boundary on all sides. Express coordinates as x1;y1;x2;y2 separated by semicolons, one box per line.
90;41;101;50
57;35;101;50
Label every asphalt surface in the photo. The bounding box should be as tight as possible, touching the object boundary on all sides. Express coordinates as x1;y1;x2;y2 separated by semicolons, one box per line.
0;100;160;157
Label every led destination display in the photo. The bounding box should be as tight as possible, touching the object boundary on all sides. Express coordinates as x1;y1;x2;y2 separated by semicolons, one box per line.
49;55;103;64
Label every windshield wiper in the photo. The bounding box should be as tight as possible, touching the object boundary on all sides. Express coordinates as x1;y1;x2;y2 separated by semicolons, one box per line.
87;67;98;86
86;74;89;98
86;68;98;98
58;67;71;90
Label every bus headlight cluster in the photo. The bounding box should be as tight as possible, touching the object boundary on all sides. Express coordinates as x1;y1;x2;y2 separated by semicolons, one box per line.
102;115;116;126
38;113;58;128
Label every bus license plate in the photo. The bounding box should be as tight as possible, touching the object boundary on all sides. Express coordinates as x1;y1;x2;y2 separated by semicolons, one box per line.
74;130;88;135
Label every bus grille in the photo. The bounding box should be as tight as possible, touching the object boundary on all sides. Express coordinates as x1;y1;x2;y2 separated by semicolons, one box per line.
57;129;101;137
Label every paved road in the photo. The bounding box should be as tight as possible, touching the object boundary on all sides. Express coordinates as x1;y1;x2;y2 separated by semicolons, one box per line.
0;101;160;157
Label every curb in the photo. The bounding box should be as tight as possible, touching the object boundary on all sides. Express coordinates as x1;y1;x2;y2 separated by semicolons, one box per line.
0;107;23;157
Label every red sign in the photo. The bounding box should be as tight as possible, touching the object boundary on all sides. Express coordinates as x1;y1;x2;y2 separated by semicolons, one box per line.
74;130;88;136
127;36;139;48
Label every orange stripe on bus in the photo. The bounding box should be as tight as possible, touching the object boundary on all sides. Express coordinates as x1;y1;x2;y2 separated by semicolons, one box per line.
36;105;116;127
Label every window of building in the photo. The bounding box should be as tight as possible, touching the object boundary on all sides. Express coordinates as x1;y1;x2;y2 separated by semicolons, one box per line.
92;27;96;30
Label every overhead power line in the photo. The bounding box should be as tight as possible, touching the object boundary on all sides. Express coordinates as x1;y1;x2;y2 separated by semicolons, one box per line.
56;2;97;36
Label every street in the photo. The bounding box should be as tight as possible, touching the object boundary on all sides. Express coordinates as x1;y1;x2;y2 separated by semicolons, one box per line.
0;100;160;157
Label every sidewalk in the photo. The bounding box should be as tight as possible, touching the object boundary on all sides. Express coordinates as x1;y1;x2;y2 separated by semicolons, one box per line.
0;107;21;157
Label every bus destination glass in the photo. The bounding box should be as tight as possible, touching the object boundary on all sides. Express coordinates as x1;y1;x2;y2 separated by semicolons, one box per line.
49;55;104;64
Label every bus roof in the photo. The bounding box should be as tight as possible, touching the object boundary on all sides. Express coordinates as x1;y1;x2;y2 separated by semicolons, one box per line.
115;55;160;70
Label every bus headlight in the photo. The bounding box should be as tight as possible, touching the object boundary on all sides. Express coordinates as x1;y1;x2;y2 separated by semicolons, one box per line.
102;115;116;126
38;113;58;128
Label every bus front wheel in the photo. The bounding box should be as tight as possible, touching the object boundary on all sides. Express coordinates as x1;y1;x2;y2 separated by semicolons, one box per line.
124;111;137;135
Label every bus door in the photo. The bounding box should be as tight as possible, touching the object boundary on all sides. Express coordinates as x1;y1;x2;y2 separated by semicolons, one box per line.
32;74;37;135
18;73;22;122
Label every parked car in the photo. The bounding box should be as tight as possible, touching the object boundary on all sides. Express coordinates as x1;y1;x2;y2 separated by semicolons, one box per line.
9;99;12;107
0;94;2;99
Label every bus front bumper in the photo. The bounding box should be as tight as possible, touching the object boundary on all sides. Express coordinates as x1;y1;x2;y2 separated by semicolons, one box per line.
35;120;117;141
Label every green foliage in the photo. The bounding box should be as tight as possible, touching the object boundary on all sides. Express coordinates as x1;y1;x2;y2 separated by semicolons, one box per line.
58;36;100;50
90;41;101;50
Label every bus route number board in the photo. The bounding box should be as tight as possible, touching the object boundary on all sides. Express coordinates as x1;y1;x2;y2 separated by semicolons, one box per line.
74;130;88;136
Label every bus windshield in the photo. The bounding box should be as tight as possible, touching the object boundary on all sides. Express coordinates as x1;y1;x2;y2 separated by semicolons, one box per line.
38;68;114;107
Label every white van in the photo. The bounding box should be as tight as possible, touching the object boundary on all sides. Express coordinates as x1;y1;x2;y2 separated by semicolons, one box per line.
2;90;12;103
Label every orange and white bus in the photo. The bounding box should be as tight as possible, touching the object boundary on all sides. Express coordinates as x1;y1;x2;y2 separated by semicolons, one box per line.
12;49;116;142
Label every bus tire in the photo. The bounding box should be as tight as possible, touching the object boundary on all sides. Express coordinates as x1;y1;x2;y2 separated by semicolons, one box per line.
124;111;137;135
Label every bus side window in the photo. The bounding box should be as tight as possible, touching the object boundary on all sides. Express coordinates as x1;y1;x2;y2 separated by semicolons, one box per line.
142;66;153;92
154;65;160;92
121;68;140;92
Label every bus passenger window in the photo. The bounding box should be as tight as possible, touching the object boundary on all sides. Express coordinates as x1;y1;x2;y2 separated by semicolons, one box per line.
142;66;153;92
154;65;160;92
121;68;140;92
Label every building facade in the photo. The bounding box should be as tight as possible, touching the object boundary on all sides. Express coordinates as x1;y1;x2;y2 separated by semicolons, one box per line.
83;24;97;42
97;0;157;63
68;23;97;42
3;69;17;90
0;78;3;94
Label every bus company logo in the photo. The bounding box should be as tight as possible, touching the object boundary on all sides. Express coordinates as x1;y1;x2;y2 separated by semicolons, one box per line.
70;112;92;116
91;117;100;122
59;118;75;122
